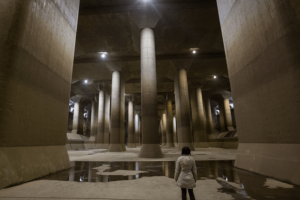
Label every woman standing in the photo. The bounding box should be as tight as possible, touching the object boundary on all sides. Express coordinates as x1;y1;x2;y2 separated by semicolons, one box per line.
174;146;197;200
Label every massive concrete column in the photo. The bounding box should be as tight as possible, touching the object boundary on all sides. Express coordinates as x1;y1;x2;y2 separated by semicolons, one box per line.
165;100;175;147
103;93;111;149
195;87;208;147
173;116;177;145
204;99;214;135
120;76;126;151
127;100;136;148
217;0;300;185
0;0;80;189
109;71;125;152
139;28;162;158
96;89;105;148
217;97;234;132
223;98;234;131
135;113;140;146
71;99;84;135
172;61;195;151
90;100;98;141
174;74;182;147
161;114;167;146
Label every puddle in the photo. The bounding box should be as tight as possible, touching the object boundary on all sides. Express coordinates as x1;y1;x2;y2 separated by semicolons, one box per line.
38;160;300;200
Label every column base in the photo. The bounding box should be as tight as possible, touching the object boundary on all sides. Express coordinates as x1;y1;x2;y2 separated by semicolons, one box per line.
108;144;125;152
193;142;209;148
177;143;195;151
121;144;126;151
138;144;163;158
127;143;136;148
95;144;109;149
165;143;175;147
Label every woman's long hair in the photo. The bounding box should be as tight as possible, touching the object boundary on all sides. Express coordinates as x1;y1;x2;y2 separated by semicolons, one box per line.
181;146;191;155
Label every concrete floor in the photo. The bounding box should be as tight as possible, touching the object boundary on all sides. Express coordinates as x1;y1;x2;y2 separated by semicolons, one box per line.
1;147;300;200
68;147;237;162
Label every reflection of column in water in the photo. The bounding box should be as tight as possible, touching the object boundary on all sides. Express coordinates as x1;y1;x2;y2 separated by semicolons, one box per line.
135;162;139;179
214;161;219;178
164;161;169;177
69;161;75;181
103;175;108;182
207;161;215;179
127;162;135;180
88;162;92;182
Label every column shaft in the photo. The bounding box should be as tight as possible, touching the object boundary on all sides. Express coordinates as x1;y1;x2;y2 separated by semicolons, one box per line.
103;94;111;149
224;98;234;131
174;74;182;147
90;101;98;141
109;71;124;152
196;87;208;147
205;99;214;135
127;101;136;147
162;114;167;146
96;90;105;148
166;100;175;147
120;76;126;151
135;114;140;146
139;28;162;157
71;102;84;135
177;69;195;150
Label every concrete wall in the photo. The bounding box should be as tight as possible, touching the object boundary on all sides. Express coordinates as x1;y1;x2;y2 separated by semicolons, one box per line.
217;0;300;185
0;0;80;189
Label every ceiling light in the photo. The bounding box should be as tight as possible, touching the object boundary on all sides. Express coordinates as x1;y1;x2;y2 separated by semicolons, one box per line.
84;79;88;83
213;76;217;79
193;50;196;54
101;54;106;58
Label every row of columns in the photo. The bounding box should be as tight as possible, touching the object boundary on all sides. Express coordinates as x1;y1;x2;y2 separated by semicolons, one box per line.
70;27;233;156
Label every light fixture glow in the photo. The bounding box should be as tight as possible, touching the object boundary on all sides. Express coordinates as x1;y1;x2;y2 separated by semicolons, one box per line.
193;50;196;54
84;79;88;83
213;76;217;79
101;54;106;58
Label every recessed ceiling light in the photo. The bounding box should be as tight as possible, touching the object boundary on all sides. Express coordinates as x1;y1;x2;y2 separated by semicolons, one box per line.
101;54;106;58
193;50;196;54
84;79;88;83
213;76;217;79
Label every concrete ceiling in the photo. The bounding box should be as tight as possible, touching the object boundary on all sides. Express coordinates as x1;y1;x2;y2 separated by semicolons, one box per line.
71;0;231;101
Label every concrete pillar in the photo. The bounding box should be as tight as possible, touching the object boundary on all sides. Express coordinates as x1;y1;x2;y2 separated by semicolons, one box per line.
177;69;195;150
218;99;226;133
223;98;234;131
174;75;182;147
162;114;167;146
96;90;105;148
165;100;175;147
190;88;200;147
173;116;177;145
195;87;208;147
218;97;234;132
0;0;80;189
90;101;98;141
217;0;300;185
71;101;84;135
158;120;162;145
135;113;140;146
138;28;162;158
204;99;214;135
120;76;126;151
103;93;111;149
109;71;125;152
127;101;136;148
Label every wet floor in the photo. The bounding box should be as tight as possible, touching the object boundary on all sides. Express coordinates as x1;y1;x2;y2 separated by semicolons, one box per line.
38;161;300;200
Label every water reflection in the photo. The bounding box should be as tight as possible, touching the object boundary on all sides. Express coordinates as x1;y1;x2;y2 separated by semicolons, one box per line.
38;160;300;199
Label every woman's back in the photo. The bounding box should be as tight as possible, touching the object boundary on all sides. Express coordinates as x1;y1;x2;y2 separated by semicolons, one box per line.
175;155;197;189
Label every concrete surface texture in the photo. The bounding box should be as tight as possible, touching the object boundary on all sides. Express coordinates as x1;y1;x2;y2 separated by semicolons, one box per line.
165;100;175;147
0;0;80;189
217;0;300;185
